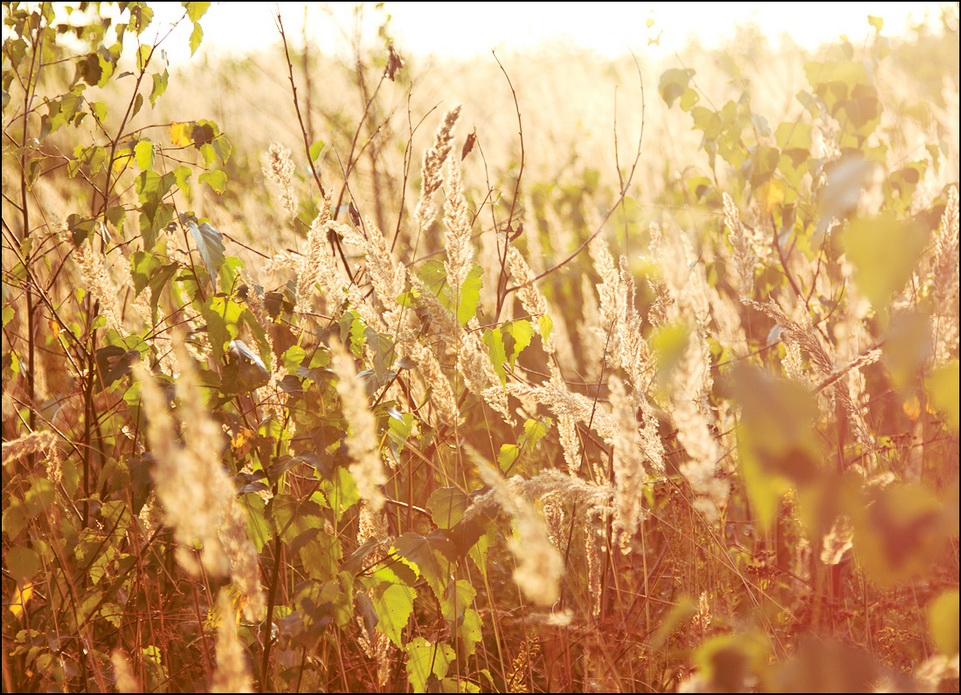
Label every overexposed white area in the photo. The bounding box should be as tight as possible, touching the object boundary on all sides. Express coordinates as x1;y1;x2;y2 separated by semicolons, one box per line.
138;1;944;66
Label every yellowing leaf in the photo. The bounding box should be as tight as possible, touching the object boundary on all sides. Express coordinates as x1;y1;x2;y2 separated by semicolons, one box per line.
757;179;785;214
10;581;34;620
169;122;192;147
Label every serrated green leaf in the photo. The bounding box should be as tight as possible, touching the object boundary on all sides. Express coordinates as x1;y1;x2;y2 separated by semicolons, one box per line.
405;637;455;693
392;532;453;601
481;328;507;382
504;319;535;365
456;609;483;658
320;466;360;521
189;22;203;56
373;583;416;648
185;2;211;23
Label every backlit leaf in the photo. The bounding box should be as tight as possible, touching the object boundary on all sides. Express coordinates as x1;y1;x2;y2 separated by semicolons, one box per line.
373;583;416;647
843;214;928;312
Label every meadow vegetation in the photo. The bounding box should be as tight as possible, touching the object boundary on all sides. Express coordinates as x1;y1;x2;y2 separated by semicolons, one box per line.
2;2;959;692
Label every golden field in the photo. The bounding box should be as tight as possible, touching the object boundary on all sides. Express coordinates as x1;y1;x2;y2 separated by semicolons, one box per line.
2;3;959;692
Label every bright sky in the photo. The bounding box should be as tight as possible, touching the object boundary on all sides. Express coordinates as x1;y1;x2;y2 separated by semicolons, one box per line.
146;2;945;66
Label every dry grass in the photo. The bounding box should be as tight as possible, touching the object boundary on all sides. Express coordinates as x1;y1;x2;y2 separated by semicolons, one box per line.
2;4;959;693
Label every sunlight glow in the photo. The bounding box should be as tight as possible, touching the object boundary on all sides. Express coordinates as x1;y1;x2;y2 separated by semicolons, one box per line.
148;2;945;66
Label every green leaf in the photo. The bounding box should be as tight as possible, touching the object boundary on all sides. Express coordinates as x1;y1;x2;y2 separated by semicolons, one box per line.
927;589;959;655
189;22;204;56
106;205;125;234
456;609;483;658
679;87;699;112
731;365;820;530
199;169;227;194
522;416;551;451
185;2;211;22
497;444;519;473
137;44;152;72
440;579;475;623
309;139;326;162
149;68;168;107
373;583;416;648
320;466;360;521
135;170;177;248
239;492;270;552
392;532;454;601
926;361;960;431
481;328;507;382
405;638;455;693
691;106;723;139
538;314;553;344
417;260;483;325
90;101;108;123
503;319;534;366
134;139;154;171
659;67;696;107
454;263;483;325
6;547;41;583
268;492;325;544
775;122;812;151
427;488;470;530
842;215;928;312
